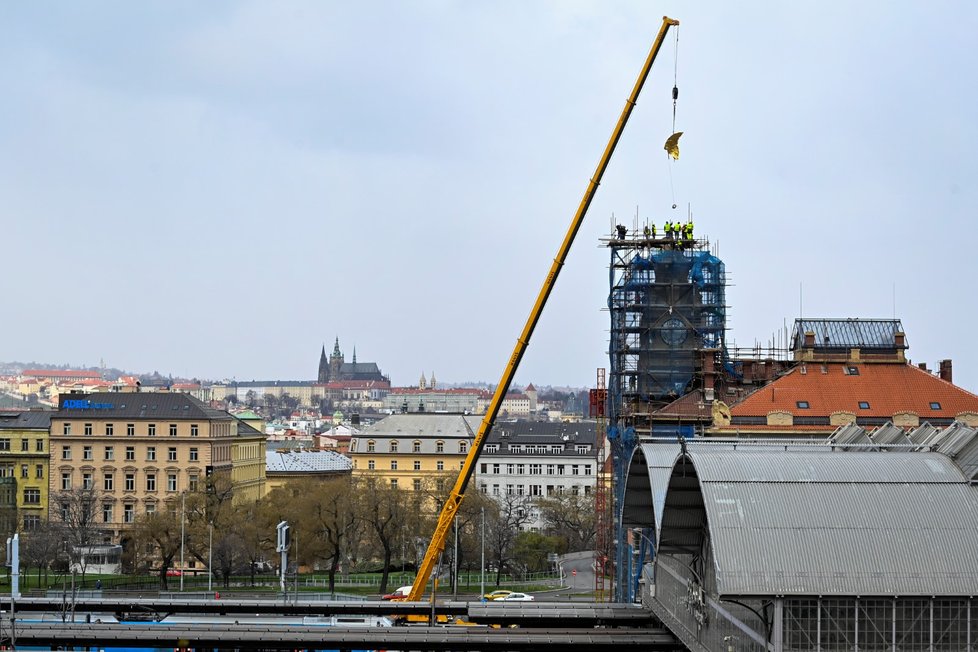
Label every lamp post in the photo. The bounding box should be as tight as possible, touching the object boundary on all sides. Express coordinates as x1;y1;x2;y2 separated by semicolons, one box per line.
208;522;213;592
180;493;185;592
480;507;485;599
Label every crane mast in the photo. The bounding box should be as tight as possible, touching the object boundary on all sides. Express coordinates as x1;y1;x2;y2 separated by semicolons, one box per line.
406;15;680;602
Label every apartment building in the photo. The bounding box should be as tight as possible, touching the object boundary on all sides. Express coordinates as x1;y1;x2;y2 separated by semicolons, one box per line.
474;420;600;531
349;413;477;493
50;392;266;541
0;410;52;533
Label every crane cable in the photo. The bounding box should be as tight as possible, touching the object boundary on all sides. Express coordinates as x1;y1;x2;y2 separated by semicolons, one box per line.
667;27;680;209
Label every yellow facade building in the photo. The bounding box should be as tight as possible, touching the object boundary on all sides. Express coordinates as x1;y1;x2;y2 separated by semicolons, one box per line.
50;392;266;542
0;410;52;533
349;414;476;493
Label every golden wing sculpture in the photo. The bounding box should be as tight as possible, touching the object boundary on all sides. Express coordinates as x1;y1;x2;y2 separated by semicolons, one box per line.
664;131;683;160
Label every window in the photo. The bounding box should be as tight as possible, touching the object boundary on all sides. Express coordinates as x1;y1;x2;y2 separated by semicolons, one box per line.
413;441;421;453
125;446;135;461
845;366;860;376
368;460;375;470
492;463;500;474
572;465;579;476
126;423;135;436
436;479;444;491
459;441;468;453
189;474;199;492
390;479;398;488
21;439;29;452
169;424;177;436
530;464;542;475
557;465;565;475
930;402;942;410
125;474;135;491
23;515;40;530
480;463;487;473
20;465;27;479
104;446;114;461
796;401;810;409
168;447;177;462
390;460;398;471
436;441;444;453
147;446;156;461
191;424;199;437
547;464;555;475
83;445;93;460
530;484;541;496
62;423;71;435
106;423;114;436
390;440;399;453
485;444;499;453
102;504;113;523
167;474;177;492
124;504;134;524
189;448;198;462
148;424;156;436
367;440;375;453
858;401;871;410
413;460;421;471
82;473;93;490
103;473;114;491
413;479;422;491
436;460;444;471
507;464;515;474
84;423;93;436
517;485;525;496
576;445;590;454
492;484;500;495
35;465;43;479
584;465;592;476
146;502;156;515
61;472;71;490
35;439;43;452
62;445;71;460
146;474;156;492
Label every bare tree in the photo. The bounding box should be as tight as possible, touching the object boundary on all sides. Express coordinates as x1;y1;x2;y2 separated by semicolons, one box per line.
131;506;182;589
50;487;105;580
485;491;534;586
535;491;597;552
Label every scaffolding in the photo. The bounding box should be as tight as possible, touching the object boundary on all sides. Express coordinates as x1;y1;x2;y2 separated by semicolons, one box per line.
606;230;728;600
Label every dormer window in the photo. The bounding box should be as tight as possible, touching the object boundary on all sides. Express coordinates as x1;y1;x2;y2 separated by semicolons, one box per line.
796;401;810;409
930;402;942;410
858;401;870;410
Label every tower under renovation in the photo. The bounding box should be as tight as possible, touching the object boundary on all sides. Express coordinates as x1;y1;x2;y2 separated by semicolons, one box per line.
604;222;728;600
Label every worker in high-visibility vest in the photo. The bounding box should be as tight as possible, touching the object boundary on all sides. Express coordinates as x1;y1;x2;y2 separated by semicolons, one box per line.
651;223;657;238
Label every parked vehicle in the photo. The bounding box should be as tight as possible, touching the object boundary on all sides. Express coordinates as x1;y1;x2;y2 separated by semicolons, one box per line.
382;586;413;600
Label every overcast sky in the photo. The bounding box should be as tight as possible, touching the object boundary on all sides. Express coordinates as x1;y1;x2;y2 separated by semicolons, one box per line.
2;2;976;391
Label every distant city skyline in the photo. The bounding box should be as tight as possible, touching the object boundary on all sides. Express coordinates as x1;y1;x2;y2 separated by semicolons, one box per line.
3;3;976;391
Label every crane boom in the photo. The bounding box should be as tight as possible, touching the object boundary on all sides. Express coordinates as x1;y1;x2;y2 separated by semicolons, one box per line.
407;15;680;602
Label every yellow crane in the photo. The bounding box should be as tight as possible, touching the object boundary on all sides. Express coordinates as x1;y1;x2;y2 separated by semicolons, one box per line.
406;15;680;603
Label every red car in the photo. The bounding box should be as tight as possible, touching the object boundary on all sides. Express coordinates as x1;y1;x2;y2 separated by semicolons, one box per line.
166;569;183;577
382;586;412;600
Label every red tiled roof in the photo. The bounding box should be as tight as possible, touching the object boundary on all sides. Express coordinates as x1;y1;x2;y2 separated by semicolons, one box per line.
730;363;978;419
23;369;101;379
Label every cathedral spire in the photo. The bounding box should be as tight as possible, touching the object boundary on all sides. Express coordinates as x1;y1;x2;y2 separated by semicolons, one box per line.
333;336;341;356
318;344;329;383
353;346;357;364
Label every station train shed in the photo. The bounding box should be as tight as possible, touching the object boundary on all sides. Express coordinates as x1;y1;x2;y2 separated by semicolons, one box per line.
622;424;978;651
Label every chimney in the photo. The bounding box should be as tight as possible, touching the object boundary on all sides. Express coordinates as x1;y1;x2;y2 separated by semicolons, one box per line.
939;359;953;383
894;331;906;348
804;331;815;348
918;362;929;372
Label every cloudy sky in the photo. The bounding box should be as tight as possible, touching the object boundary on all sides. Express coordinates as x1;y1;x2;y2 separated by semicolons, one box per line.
2;2;976;391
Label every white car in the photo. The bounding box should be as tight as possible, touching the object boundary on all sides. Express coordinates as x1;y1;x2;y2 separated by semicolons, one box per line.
495;592;534;601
